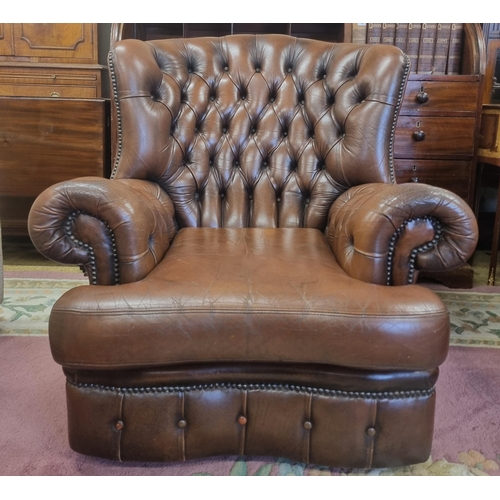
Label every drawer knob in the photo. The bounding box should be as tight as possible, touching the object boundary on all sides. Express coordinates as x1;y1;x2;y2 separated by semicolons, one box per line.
50;92;60;98
412;130;426;141
416;91;429;104
410;176;420;183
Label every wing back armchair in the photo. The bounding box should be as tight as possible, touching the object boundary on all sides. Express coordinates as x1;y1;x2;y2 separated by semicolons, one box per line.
28;35;478;469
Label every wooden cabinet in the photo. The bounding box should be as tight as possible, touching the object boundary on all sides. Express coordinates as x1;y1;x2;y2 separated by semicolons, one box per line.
0;23;102;99
0;24;109;235
391;24;485;212
111;23;349;45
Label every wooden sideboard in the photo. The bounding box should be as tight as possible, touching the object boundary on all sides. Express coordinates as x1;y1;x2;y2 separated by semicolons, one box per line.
0;97;109;235
0;24;109;235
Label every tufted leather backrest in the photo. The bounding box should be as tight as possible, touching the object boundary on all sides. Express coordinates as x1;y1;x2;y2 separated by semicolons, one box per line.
109;35;409;229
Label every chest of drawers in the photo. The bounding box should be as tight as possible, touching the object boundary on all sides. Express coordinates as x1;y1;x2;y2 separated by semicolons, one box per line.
394;74;483;287
394;75;482;208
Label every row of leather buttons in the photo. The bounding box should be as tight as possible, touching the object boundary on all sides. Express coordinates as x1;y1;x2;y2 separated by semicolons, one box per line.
114;419;378;433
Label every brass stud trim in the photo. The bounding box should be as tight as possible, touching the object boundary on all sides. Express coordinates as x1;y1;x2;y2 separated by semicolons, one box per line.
67;380;435;400
386;215;442;286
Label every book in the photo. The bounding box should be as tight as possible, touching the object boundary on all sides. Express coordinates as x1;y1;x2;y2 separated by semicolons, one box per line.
351;23;367;44
433;23;452;75
447;23;464;75
394;23;409;52
367;23;382;44
406;23;422;74
381;23;396;45
417;23;438;74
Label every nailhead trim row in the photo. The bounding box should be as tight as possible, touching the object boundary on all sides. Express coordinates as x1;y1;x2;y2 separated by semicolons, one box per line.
108;51;122;180
67;379;435;400
389;54;411;185
63;210;120;285
386;215;443;286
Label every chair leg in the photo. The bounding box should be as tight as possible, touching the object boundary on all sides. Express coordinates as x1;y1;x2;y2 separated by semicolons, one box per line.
488;173;500;285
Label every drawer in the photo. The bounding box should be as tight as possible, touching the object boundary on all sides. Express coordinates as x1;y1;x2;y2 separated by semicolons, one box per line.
0;66;101;98
394;116;475;158
0;83;97;98
401;80;479;115
394;159;471;203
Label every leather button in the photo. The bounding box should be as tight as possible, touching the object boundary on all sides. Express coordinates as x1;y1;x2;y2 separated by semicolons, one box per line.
238;415;247;426
114;420;124;430
224;66;229;72
366;427;376;437
178;419;187;429
303;421;312;430
255;67;261;73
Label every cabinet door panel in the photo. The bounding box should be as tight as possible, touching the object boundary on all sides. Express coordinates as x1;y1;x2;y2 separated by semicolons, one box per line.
0;23;13;56
12;24;96;62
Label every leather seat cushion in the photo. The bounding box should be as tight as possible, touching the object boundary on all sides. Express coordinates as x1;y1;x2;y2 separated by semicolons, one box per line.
49;228;449;371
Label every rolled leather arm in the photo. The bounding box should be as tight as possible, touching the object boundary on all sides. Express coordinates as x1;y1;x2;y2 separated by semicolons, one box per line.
28;177;177;285
325;183;478;286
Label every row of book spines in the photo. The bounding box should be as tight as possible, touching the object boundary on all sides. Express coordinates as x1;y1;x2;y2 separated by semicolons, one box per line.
351;23;464;75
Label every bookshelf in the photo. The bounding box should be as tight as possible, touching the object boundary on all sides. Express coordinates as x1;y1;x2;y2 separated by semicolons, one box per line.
109;23;486;287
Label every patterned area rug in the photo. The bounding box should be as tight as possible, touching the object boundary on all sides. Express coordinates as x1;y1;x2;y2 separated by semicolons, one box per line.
1;270;499;476
2;275;500;349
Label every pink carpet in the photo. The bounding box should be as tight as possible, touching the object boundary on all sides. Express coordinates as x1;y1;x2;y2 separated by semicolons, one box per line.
1;336;499;476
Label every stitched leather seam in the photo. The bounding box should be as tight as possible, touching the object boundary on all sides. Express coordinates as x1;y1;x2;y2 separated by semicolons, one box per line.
67;379;435;399
51;307;448;319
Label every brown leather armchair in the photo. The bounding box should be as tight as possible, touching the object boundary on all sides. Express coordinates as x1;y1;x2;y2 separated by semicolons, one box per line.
28;35;478;469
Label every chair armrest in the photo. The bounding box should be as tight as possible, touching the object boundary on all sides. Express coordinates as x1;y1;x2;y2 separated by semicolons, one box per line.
28;177;177;285
325;183;478;286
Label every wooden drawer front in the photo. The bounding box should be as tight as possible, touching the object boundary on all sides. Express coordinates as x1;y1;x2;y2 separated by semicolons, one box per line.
0;97;106;198
0;84;97;98
401;80;479;115
394;159;471;203
394;116;475;158
0;67;100;97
